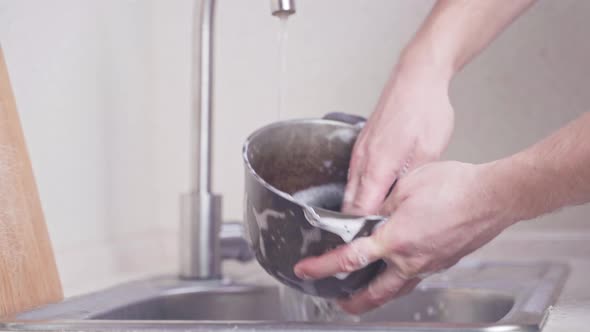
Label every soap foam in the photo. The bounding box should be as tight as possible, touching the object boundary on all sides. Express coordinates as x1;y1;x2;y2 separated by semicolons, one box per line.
279;283;360;322
292;182;345;212
302;208;367;243
293;183;369;243
299;226;321;255
326;128;356;144
252;206;286;259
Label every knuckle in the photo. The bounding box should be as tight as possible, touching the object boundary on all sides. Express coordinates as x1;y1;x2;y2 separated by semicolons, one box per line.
358;172;378;190
390;237;413;256
352;144;367;160
418;142;442;162
359;171;375;192
410;256;430;275
423;150;441;162
367;285;391;306
390;181;409;200
366;157;395;179
372;231;394;255
348;153;362;170
379;282;400;298
370;163;393;183
394;260;423;279
349;200;365;212
365;142;382;160
337;248;363;272
358;169;389;194
388;245;430;278
390;231;426;257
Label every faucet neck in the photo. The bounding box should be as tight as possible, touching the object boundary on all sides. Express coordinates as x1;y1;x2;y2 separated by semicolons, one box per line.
180;0;297;280
180;0;220;280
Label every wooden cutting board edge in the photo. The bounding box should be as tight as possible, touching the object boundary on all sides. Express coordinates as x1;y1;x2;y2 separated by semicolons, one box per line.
0;46;63;318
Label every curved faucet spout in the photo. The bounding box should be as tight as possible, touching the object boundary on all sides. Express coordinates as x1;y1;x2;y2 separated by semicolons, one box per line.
271;0;296;17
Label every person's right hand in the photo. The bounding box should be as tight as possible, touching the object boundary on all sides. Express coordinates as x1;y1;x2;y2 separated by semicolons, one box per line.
343;60;455;216
296;160;512;314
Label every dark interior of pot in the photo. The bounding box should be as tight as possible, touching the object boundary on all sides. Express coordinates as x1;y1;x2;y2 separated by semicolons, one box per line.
245;121;359;196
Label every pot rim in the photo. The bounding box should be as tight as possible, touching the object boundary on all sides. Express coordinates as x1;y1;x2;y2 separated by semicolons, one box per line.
242;117;362;218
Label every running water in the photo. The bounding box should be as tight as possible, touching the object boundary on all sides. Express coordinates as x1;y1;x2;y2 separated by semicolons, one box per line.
277;15;289;120
274;14;358;323
282;183;362;322
279;284;361;322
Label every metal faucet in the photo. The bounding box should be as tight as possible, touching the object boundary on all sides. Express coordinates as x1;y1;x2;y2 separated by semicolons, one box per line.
179;0;296;280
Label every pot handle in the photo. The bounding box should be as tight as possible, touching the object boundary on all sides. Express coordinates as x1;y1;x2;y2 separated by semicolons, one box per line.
323;112;367;126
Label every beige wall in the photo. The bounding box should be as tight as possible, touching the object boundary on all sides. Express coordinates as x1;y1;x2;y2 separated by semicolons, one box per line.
209;0;590;230
0;0;588;295
0;0;171;295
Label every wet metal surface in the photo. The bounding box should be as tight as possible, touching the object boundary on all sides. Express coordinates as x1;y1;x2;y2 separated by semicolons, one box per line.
1;261;568;332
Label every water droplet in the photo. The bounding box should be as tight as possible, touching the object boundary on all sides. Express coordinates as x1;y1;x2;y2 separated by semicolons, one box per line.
413;312;422;321
427;305;436;316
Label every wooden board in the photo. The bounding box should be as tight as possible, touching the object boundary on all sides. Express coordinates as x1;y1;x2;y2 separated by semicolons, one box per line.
0;47;62;317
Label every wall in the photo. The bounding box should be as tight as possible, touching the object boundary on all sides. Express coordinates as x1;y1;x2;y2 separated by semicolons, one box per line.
0;0;588;296
0;0;175;296
212;0;590;230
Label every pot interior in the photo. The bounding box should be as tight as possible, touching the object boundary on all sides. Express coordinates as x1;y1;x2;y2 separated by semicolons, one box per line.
245;120;359;198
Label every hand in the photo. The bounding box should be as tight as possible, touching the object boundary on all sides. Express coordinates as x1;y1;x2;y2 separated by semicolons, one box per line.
343;62;454;216
295;161;512;314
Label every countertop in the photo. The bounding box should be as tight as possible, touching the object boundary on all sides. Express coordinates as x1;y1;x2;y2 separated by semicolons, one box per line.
224;218;590;331
470;227;590;331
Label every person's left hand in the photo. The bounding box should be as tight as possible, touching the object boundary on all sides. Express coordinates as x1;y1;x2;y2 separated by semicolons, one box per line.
294;161;513;314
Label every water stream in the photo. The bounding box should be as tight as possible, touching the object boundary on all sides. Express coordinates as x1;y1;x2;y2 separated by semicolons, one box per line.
274;14;360;323
280;284;361;322
277;15;289;120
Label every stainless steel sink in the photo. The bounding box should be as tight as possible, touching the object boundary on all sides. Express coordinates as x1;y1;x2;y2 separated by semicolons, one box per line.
1;261;568;331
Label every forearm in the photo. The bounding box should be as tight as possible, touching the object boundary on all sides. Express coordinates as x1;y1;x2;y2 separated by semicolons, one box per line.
488;112;590;224
399;0;537;79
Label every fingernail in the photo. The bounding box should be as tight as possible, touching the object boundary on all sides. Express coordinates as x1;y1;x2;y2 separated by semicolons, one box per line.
294;267;311;280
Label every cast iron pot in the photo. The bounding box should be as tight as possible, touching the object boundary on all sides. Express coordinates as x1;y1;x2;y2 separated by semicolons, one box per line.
242;113;386;298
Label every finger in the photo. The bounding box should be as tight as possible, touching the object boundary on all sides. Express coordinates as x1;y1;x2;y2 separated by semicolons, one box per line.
396;277;421;297
379;182;408;215
345;159;398;215
337;267;411;314
346;141;416;216
341;145;365;214
408;147;438;173
293;236;387;280
378;168;423;215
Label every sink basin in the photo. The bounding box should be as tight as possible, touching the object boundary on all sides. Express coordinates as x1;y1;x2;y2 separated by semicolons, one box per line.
1;261;567;331
63;285;514;323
